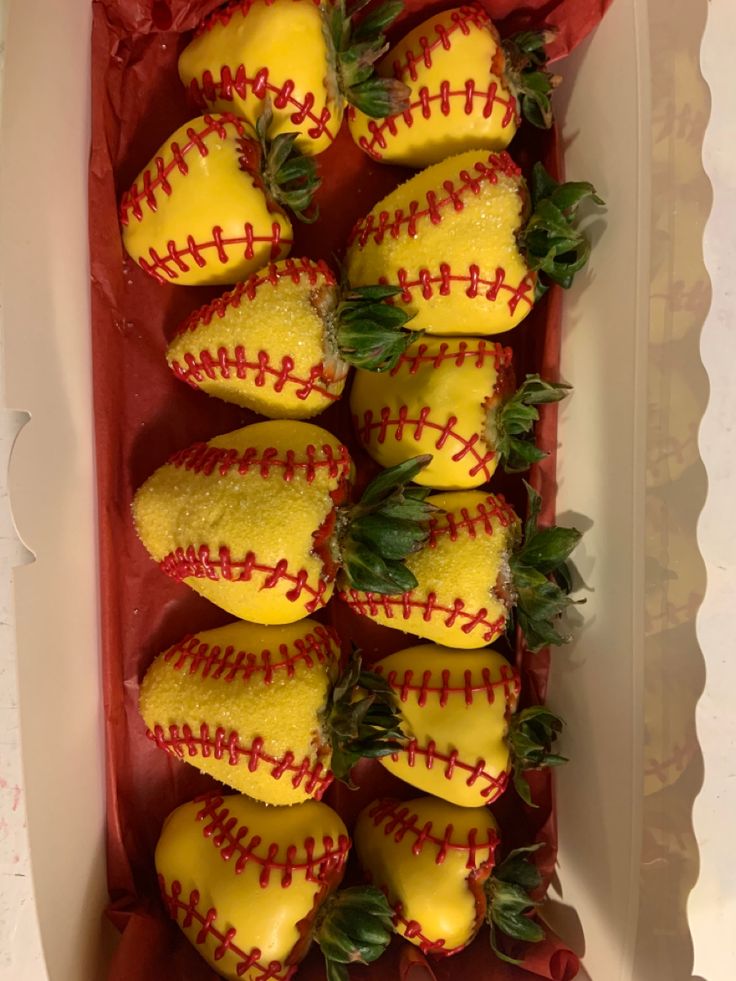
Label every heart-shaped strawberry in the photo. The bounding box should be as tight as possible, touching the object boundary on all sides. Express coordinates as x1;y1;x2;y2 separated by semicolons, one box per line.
351;335;570;488
156;793;393;980
340;484;582;651
120;112;319;287
133;420;435;624
179;0;410;156
372;643;565;807
345;151;602;335
349;5;561;167
166;257;416;419
354;795;548;962
140;620;406;805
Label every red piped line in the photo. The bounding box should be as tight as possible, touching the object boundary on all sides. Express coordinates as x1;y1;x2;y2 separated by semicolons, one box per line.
341;589;507;642
136;222;291;284
354;405;497;481
395;740;509;802
387;264;535;315
147;726;334;798
171;347;345;403
175;258;336;336
159;546;331;614
366;798;498;867
390;339;511;377
194;795;350;886
163;624;339;684
376;662;519;708
426;497;517;545
196;0;320;35
349;154;520;248
159;874;295;979
391;5;490;82
355;83;517;160
119;113;248;225
167;440;351;482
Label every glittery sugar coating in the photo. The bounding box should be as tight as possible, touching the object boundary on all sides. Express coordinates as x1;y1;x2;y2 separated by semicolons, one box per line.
354;795;499;954
341;490;519;648
349;5;519;167
133;420;352;624
346;149;535;335
168;258;346;418
140;620;340;804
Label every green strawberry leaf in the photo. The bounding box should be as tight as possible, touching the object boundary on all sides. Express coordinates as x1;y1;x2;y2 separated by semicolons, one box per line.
485;843;546;965
489;375;570;473
316;886;394;974
336;285;417;372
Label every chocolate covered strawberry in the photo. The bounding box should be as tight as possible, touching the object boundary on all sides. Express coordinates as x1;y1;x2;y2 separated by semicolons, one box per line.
133;419;435;624
120;110;318;287
179;0;410;156
340;483;581;650
346;152;602;335
167;257;415;419
370;643;564;806
355;795;547;962
349;5;558;167
351;335;570;488
140;619;405;805
157;793;393;980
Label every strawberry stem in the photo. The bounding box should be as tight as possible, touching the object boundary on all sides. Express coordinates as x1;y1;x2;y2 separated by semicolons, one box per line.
519;162;604;294
508;706;567;806
314;885;394;979
336;283;418;371
502;29;558;129
252;103;321;223
488;374;571;473
485;843;546;965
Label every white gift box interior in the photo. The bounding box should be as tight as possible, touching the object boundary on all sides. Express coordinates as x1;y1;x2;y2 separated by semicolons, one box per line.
0;0;712;978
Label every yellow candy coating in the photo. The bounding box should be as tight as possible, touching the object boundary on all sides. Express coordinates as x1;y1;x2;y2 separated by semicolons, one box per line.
120;115;292;287
179;0;338;156
341;490;519;648
376;644;519;806
349;6;518;167
157;794;349;980
346;150;534;335
168;258;346;418
133;420;351;624
140;619;340;804
351;336;513;489
354;795;499;954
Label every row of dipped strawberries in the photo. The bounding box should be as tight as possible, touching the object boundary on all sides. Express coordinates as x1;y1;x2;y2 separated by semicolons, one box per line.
118;1;602;979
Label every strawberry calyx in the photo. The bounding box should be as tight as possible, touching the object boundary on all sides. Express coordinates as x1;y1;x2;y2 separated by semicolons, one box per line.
323;0;411;117
240;104;321;223
313;885;394;980
487;374;571;473
339;455;438;593
508;705;567;806
485;843;546;965
502;29;560;130
508;481;583;652
519;162;605;295
327;651;405;783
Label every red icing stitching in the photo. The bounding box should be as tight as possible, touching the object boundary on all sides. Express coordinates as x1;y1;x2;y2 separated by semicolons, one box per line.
340;589;506;642
426;496;517;545
175;258;336;336
644;740;695;784
392;899;467;957
159;546;330;613
119;113;247;225
390;5;490;82
356;82;516;159
354;405;496;481
366;798;498;867
376;662;519;708
385;264;535;315
197;0;321;34
160;874;295;979
390;339;511;377
147;725;333;798
137;222;291;284
171;348;345;403
392;739;509;801
194;794;350;886
163;624;338;684
349;154;520;248
168;440;351;483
